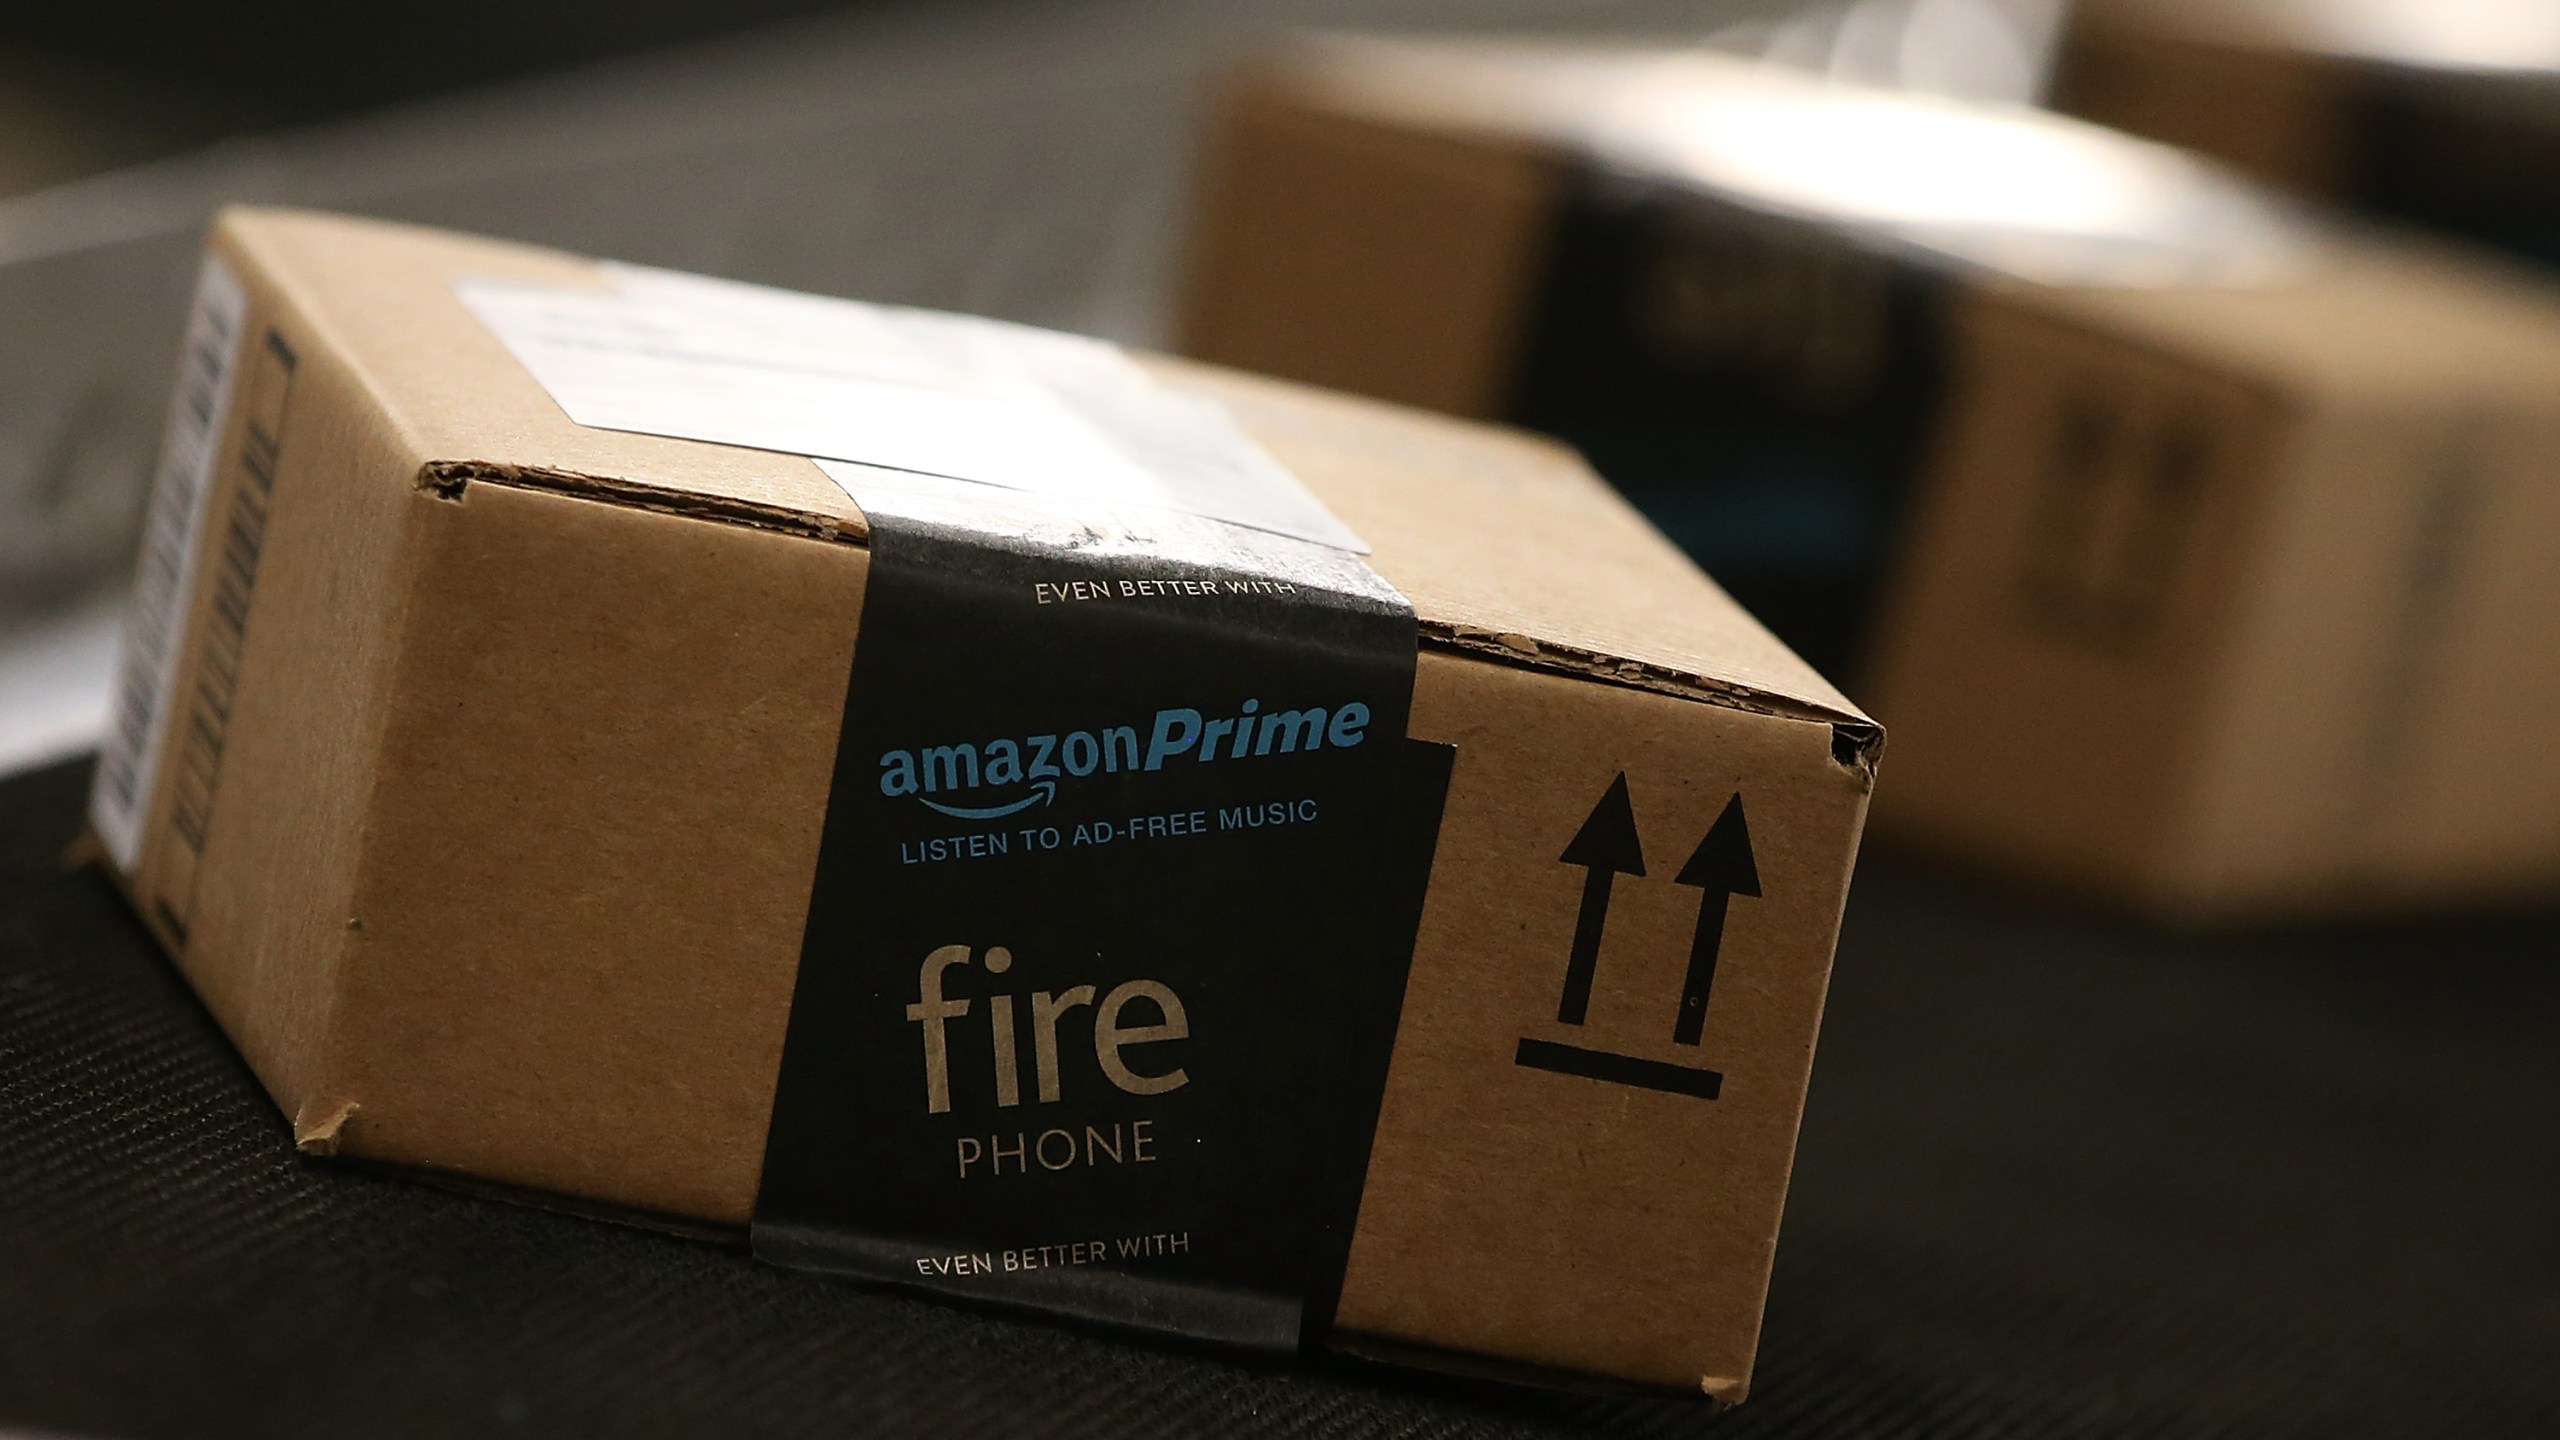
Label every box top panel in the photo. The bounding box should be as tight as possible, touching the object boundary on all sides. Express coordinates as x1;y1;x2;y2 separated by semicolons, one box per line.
2007;239;2560;403
221;207;1868;731
1251;33;2560;403
1256;33;2314;290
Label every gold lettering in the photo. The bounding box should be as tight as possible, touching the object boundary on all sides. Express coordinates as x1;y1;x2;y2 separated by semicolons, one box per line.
906;944;973;1114
1032;985;1097;1102
1095;981;1189;1095
1036;1128;1078;1170
989;993;1020;1108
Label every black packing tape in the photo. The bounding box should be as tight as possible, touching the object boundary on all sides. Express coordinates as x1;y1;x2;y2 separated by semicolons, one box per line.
753;481;1451;1356
1505;166;1950;677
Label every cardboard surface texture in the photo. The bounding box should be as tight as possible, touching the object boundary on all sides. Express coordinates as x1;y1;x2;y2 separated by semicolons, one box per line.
1174;34;2560;920
91;208;1878;1398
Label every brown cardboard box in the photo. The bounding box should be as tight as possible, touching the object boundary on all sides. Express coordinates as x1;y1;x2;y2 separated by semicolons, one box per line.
86;207;1879;1398
1175;34;2560;920
1175;35;2307;676
1870;246;2560;918
2054;0;2560;266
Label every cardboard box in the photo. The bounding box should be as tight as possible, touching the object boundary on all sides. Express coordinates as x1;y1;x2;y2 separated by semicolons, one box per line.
2054;0;2560;267
1176;35;2560;919
86;207;1879;1398
1871;246;2560;918
1174;35;2308;678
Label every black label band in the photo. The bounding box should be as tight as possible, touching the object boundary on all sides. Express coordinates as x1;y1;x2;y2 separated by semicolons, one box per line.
753;468;1450;1354
1506;167;1951;678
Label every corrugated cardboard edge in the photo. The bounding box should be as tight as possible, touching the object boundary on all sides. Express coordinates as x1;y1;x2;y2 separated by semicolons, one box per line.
415;459;865;545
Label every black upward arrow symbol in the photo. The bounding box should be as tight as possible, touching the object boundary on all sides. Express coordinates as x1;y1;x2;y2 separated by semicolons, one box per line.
1672;794;1759;1047
1553;773;1644;1026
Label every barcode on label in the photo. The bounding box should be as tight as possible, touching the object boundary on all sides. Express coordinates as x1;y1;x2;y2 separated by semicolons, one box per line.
89;257;249;875
155;325;298;943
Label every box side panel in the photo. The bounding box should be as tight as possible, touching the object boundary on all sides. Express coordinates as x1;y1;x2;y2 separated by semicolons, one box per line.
2164;404;2416;905
107;219;423;1122
333;480;862;1222
2183;402;2560;908
1337;650;1870;1397
1862;295;2286;911
2381;413;2560;895
1174;75;1559;420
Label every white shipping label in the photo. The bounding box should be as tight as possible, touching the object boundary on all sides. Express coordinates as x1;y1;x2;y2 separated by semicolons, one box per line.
90;255;250;875
456;265;1367;553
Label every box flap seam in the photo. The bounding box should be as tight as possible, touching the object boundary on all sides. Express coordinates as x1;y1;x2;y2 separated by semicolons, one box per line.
418;459;866;545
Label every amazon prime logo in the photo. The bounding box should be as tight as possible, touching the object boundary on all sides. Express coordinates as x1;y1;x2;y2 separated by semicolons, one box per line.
878;699;1374;820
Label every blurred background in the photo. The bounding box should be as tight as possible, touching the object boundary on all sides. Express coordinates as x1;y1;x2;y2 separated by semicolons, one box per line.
10;0;2557;917
3;2;2558;1434
0;0;2079;780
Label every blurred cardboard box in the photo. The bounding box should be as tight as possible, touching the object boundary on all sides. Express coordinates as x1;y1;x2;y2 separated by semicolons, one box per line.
1176;35;2307;678
89;206;1877;1397
2055;0;2560;267
1177;35;2560;919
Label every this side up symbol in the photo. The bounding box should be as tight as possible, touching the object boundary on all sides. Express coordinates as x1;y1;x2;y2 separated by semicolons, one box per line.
1514;774;1759;1101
